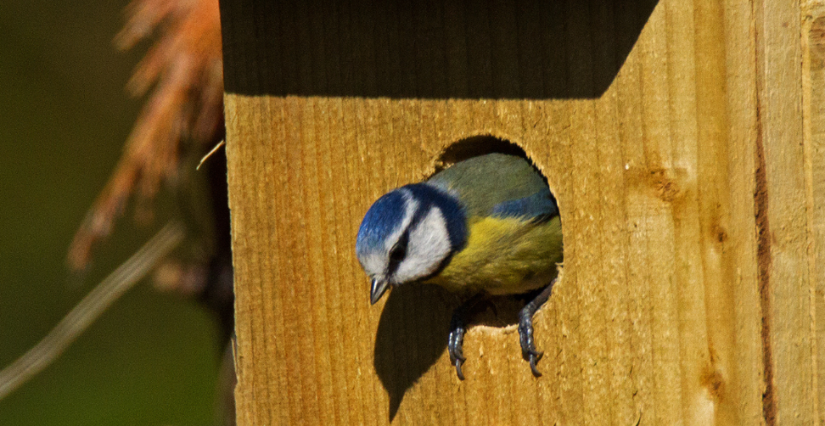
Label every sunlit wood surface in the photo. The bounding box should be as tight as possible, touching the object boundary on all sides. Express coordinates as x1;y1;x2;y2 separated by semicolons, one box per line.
222;0;825;424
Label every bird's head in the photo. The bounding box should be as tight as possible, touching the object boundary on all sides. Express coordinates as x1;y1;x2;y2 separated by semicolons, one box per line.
356;184;466;304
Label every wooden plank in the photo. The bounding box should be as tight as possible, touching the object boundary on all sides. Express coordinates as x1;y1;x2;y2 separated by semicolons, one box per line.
692;0;743;424
614;9;657;424
220;0;817;424
802;0;825;423
668;1;711;424
722;0;766;424
756;0;817;423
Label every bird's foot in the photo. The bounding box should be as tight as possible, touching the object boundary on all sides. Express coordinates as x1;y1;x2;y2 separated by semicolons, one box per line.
448;318;467;380
518;314;544;377
447;294;483;380
517;279;557;377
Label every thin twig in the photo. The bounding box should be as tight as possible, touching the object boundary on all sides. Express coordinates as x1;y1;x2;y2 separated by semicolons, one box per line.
196;140;225;170
0;222;185;401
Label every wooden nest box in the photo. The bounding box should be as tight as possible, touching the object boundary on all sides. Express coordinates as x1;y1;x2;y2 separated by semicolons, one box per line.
220;0;825;424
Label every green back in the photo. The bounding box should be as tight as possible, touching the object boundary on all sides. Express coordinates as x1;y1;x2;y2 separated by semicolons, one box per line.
427;153;548;217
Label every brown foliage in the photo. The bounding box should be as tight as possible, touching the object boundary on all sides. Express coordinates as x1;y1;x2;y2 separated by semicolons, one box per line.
68;0;224;270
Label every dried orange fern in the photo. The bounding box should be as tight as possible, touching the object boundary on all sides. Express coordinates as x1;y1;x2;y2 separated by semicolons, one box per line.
68;0;224;270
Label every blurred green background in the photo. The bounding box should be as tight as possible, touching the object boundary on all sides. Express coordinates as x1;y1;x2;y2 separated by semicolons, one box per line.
0;0;222;425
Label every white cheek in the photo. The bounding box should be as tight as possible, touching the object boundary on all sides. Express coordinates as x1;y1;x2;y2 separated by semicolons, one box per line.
394;206;452;282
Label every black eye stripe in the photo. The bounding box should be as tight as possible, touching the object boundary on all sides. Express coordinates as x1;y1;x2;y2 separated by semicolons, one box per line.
390;244;405;260
386;230;409;276
391;231;409;260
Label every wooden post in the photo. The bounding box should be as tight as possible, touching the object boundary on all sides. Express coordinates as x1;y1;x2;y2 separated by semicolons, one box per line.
220;0;825;424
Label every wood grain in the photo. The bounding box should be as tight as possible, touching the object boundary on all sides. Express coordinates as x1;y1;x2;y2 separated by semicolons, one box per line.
221;0;825;424
758;0;816;423
803;0;825;423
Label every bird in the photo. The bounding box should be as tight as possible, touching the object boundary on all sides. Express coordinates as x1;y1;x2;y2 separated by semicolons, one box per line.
355;152;563;379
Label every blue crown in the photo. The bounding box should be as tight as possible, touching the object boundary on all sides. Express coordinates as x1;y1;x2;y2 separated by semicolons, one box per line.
356;190;407;256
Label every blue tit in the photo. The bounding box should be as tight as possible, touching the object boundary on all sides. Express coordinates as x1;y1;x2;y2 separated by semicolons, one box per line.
355;153;563;379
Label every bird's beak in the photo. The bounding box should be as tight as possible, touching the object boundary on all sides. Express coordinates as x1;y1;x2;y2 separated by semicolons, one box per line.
370;278;390;305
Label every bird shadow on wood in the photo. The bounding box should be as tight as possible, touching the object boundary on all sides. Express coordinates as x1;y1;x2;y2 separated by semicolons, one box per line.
373;284;535;421
373;284;456;421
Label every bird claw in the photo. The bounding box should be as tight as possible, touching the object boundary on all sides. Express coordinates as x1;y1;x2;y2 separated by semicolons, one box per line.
453;355;466;380
526;349;544;377
448;320;467;380
448;295;484;381
518;281;556;377
518;318;544;377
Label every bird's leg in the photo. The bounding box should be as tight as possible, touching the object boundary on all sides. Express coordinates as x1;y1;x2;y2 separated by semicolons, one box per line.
448;294;484;380
518;278;557;377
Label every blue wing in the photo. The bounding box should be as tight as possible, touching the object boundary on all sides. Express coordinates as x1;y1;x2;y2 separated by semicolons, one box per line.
490;190;559;223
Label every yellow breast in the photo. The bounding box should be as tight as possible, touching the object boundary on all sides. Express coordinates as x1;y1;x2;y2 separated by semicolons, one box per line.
424;216;563;295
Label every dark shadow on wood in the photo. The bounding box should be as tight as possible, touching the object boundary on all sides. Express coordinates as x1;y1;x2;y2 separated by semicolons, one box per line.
373;284;456;421
221;0;660;99
372;284;548;421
